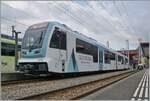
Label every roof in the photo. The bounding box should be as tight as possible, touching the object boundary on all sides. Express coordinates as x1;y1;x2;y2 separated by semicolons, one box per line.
140;42;149;58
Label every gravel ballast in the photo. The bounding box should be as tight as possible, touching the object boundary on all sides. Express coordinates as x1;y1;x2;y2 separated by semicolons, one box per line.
2;70;134;100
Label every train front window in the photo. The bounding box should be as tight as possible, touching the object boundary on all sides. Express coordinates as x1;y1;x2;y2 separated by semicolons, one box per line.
22;27;47;50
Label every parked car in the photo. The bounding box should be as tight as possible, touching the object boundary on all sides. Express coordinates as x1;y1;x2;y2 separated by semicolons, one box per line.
137;64;144;70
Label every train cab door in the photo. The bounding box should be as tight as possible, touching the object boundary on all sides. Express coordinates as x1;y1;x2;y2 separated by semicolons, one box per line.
99;50;103;70
49;27;67;72
58;30;67;72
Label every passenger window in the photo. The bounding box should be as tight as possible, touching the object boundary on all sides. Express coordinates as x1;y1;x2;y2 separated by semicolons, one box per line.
118;55;124;64
50;27;66;50
104;51;111;64
76;38;98;62
110;52;116;60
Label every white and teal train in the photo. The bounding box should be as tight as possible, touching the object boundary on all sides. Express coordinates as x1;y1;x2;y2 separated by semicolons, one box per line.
18;21;129;75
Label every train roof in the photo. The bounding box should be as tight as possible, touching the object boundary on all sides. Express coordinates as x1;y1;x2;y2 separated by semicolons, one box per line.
29;21;128;58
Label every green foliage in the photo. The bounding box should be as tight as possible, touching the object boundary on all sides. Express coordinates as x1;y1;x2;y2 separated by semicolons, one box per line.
1;56;15;73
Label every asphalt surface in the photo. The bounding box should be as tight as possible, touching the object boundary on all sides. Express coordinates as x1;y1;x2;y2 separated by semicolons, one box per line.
80;69;149;100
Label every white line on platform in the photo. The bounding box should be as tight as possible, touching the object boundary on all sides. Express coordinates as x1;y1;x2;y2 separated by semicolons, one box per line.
144;99;148;101
145;73;148;98
145;87;148;98
146;73;148;87
131;98;135;100
139;73;147;98
132;72;146;98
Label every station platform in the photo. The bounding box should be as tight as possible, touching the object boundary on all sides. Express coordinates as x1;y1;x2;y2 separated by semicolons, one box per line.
81;69;149;100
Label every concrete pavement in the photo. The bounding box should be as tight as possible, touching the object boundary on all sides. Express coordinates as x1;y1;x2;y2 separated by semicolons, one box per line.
80;69;149;100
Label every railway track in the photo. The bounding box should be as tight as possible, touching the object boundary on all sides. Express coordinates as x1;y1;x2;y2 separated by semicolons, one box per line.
1;69;138;100
2;78;46;86
1;70;124;86
20;70;137;100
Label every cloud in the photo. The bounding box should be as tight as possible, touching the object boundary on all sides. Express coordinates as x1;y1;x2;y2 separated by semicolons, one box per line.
1;1;149;50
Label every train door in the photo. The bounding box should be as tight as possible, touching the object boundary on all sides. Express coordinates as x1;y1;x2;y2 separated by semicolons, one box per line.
99;50;103;70
66;31;78;72
49;27;67;72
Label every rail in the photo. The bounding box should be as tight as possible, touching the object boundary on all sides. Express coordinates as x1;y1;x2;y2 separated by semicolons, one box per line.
1;69;138;100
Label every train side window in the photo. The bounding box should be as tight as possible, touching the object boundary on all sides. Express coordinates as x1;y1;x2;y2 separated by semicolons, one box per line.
105;51;111;64
93;46;98;62
118;55;124;64
125;58;128;64
1;42;16;56
50;28;66;50
118;55;121;62
110;52;115;60
122;57;124;64
76;38;98;62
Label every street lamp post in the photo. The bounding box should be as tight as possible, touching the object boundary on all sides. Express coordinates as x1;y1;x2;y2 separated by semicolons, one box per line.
126;40;129;68
12;26;21;71
107;41;109;48
138;38;142;64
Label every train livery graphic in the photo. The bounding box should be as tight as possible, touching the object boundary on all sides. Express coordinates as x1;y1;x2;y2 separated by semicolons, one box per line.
18;21;129;74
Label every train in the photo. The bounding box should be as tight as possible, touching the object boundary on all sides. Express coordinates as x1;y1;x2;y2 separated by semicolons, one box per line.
1;34;22;73
18;21;129;75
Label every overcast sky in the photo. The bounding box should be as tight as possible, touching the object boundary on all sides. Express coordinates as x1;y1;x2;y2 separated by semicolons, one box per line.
1;1;150;50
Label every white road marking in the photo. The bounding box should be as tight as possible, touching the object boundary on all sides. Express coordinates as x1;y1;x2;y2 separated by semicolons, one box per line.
131;98;135;100
131;71;147;100
144;99;148;101
132;72;146;98
145;73;148;98
145;87;148;98
139;73;147;98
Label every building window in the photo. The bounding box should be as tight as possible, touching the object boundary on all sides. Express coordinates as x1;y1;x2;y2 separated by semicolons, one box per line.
1;42;21;56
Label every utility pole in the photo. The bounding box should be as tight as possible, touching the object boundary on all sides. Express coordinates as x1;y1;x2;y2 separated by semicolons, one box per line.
126;40;129;68
12;26;21;71
107;41;109;48
138;38;142;64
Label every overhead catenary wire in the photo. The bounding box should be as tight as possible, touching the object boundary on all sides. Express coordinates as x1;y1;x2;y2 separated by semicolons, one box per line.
48;2;89;32
48;1;136;49
52;0;128;43
49;1;110;37
113;2;139;50
99;1;124;30
1;17;28;38
70;0;113;33
1;16;29;27
87;1;125;35
112;1;129;31
85;1;131;41
113;1;135;37
78;1;130;44
52;1;113;34
121;1;136;34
